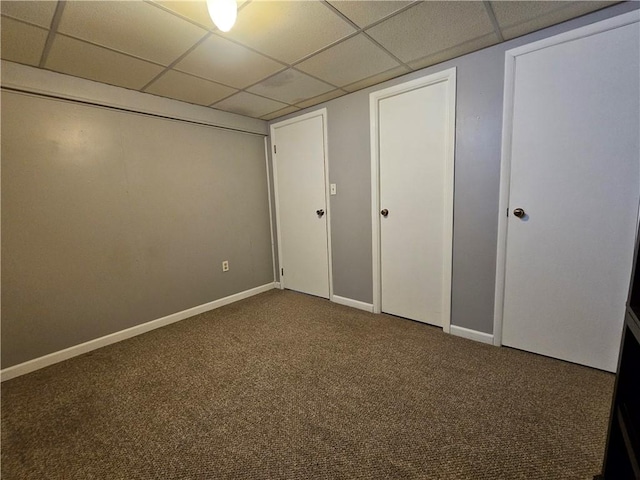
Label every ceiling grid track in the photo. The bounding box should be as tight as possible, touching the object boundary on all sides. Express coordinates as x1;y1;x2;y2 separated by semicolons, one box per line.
483;1;505;42
141;32;214;92
1;0;626;119
38;0;66;68
320;0;415;70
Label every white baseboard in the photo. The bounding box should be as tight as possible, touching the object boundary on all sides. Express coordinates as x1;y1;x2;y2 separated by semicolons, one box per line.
274;282;283;289
1;282;276;382
331;295;374;313
449;325;495;345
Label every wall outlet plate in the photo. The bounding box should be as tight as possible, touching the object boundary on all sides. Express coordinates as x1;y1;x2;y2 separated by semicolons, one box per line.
222;260;229;272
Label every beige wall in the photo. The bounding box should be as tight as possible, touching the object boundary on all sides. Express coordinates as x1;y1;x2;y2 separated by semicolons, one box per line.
1;89;273;368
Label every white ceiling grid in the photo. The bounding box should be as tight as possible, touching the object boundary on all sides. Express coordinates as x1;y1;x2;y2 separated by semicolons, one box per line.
0;0;617;120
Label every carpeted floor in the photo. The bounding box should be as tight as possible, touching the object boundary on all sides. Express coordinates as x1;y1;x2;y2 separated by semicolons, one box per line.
2;289;614;479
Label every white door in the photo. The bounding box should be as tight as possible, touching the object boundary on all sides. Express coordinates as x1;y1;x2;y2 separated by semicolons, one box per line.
372;70;456;327
500;17;640;372
271;110;330;298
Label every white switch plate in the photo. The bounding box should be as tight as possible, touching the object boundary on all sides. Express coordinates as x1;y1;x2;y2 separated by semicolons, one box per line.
330;183;337;195
222;260;229;272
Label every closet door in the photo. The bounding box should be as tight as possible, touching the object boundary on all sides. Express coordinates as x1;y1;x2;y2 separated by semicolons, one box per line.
271;110;330;298
372;70;456;327
500;18;640;372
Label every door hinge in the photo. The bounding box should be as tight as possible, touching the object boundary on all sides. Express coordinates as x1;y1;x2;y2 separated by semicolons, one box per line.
281;268;284;276
506;208;509;217
273;145;277;154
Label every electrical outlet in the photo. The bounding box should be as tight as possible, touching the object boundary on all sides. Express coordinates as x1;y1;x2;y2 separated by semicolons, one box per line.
222;260;229;272
330;183;337;195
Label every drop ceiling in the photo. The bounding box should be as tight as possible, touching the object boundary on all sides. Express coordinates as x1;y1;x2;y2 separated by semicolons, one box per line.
1;0;617;120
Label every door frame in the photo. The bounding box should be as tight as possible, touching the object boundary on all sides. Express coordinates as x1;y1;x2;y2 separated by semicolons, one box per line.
493;10;640;347
270;108;333;299
369;68;456;332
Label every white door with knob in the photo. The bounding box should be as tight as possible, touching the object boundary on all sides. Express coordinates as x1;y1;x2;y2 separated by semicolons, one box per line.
497;13;640;372
371;69;456;328
271;109;331;298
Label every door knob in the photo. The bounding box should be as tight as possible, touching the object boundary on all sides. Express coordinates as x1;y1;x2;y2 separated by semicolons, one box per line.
513;208;526;218
316;209;325;217
381;209;389;217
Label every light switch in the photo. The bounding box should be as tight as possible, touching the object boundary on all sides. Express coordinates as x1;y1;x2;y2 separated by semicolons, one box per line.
330;183;337;195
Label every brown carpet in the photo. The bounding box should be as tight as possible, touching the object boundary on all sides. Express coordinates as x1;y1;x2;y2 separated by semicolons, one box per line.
2;289;613;479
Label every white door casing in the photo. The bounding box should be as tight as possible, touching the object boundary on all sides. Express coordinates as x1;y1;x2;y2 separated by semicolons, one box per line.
494;12;640;372
370;68;456;331
271;109;332;299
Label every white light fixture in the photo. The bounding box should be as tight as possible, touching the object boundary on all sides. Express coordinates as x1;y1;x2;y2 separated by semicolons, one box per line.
206;0;237;33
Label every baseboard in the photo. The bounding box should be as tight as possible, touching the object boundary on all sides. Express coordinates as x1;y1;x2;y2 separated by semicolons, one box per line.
331;295;374;313
449;325;495;345
274;282;283;289
1;282;276;382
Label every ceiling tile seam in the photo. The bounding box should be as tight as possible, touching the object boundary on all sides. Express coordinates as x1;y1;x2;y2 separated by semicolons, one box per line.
143;0;210;30
38;0;66;68
0;13;49;30
498;2;605;33
322;0;421;33
50;32;168;69
312;0;412;71
206;65;290;104
314;2;414;70
483;1;505;42
260;112;299;121
320;1;364;30
290;66;342;89
302;2;415;71
293;90;347;108
169;64;282;92
260;105;300;119
289;30;362;67
140;32;216;92
360;32;413;71
213;66;341;109
409;33;501;68
205;31;291;69
207;88;295;109
262;105;301;116
341;66;411;92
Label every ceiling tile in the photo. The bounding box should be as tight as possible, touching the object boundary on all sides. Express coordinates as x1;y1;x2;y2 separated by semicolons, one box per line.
58;1;208;66
224;1;356;64
248;68;335;105
491;1;617;40
407;33;499;71
174;34;285;89
1;0;56;28
366;1;495;63
212;92;288;118
0;17;48;66
296;34;401;87
261;106;301;121
342;65;410;93
146;70;237;106
45;35;166;91
327;1;414;28
294;89;347;109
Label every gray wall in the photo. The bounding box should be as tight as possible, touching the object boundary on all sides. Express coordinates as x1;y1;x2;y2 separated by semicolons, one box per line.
2;91;273;368
269;2;637;334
